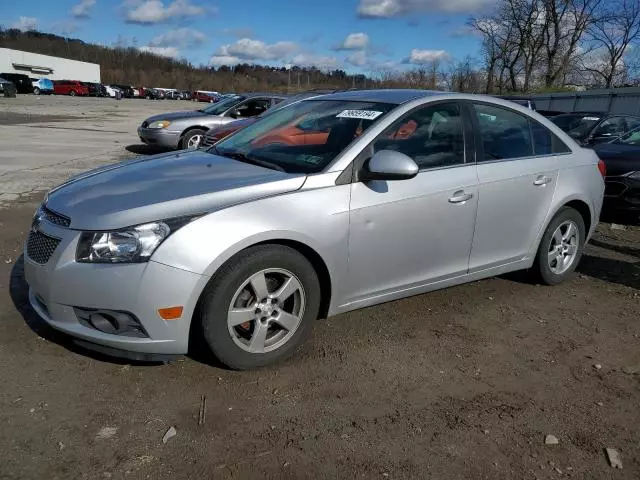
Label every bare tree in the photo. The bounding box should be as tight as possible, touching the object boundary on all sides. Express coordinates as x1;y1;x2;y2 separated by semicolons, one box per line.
583;0;640;87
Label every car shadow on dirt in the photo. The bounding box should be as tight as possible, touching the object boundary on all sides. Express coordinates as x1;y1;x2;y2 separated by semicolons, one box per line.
8;255;168;366
577;240;639;290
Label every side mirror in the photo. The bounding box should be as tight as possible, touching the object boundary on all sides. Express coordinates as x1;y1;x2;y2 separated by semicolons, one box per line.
228;109;240;119
360;150;419;181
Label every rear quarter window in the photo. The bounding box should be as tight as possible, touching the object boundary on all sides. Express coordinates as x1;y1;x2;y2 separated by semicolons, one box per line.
531;120;572;155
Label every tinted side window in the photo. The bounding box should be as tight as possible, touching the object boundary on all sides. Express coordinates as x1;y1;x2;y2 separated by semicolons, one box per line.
624;116;640;132
531;120;571;155
373;103;465;170
473;104;533;161
593;117;625;137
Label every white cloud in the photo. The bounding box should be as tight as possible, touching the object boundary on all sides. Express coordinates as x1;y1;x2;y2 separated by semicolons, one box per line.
346;51;369;66
357;0;493;17
291;53;340;69
138;45;181;57
71;0;96;18
124;0;209;24
11;17;38;31
149;28;206;48
209;54;241;66
211;38;299;62
406;49;450;64
335;33;370;50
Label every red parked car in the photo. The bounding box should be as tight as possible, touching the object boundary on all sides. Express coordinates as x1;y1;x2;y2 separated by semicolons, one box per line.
53;80;89;96
192;90;219;103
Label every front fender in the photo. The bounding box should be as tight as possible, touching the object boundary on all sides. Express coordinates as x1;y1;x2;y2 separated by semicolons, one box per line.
152;184;351;310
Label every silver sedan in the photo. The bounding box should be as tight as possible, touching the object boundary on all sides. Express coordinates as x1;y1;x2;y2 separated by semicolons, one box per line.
25;89;604;369
137;93;287;150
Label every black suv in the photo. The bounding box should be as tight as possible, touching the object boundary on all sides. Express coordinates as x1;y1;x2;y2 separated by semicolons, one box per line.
0;73;34;94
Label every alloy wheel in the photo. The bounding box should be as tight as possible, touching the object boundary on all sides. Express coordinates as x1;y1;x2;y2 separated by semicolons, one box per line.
227;268;306;354
547;220;579;275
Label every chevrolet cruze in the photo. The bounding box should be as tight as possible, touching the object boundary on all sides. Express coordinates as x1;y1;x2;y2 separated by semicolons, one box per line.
25;90;605;369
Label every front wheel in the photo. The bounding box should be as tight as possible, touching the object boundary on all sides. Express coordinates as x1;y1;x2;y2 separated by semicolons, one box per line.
181;129;206;150
69;90;76;96
533;207;586;285
199;245;321;370
33;87;40;95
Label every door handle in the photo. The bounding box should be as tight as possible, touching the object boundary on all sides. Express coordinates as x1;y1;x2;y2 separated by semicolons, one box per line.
533;175;552;186
448;191;473;204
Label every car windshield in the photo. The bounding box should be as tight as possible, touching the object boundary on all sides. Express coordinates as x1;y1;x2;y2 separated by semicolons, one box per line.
211;99;395;174
614;126;640;146
552;114;601;138
199;95;245;115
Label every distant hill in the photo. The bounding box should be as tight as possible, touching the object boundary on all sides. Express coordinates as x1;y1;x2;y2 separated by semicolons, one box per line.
0;29;371;93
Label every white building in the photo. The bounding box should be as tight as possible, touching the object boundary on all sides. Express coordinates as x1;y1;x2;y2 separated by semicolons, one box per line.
0;48;100;82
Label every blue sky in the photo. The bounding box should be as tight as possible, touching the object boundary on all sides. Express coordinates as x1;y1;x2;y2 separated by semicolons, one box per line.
4;0;492;73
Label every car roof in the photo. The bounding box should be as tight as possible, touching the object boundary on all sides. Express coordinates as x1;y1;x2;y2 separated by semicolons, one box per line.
316;89;446;105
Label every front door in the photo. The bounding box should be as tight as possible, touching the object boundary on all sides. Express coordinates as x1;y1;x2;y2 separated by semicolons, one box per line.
345;102;478;305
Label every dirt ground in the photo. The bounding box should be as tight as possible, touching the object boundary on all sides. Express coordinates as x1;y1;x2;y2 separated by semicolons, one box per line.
0;96;639;480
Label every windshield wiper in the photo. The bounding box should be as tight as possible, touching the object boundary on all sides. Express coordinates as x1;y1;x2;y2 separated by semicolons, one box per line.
211;147;286;172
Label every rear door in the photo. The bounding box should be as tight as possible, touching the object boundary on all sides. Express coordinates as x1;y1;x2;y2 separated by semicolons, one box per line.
468;102;571;272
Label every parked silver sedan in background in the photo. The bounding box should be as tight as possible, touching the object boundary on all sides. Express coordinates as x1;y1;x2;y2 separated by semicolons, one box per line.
25;89;604;369
137;92;287;150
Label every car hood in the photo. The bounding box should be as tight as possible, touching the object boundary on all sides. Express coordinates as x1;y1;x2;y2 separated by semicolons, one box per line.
45;150;306;230
144;110;214;123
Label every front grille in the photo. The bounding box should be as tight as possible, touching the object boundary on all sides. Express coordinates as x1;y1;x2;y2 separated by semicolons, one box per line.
27;231;61;264
42;206;71;227
141;121;149;128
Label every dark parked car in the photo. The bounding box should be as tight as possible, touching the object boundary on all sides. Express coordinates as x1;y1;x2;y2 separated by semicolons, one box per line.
0;73;34;93
82;82;106;97
551;112;640;146
0;76;18;97
111;84;135;98
594;126;640;221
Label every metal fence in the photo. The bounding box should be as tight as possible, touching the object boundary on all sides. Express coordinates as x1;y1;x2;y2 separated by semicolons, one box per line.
529;87;640;115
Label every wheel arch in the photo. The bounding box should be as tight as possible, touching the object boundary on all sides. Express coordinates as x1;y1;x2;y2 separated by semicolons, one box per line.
531;195;594;257
179;125;209;145
194;237;333;321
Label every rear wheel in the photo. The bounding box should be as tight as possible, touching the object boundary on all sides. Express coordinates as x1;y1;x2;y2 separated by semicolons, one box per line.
533;207;585;285
33;87;40;95
199;245;321;370
181;129;206;150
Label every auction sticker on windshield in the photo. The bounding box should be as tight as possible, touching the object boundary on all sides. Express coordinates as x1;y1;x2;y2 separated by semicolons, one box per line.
336;110;384;120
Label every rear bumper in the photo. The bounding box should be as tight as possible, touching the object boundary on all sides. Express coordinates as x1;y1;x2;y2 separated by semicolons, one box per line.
137;127;181;148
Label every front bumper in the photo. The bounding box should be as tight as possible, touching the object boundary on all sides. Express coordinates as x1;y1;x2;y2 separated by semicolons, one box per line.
24;217;209;355
603;176;640;217
137;127;181;149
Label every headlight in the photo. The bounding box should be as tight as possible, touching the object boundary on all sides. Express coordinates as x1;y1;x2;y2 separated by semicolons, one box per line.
76;216;197;263
148;120;171;129
628;171;640;180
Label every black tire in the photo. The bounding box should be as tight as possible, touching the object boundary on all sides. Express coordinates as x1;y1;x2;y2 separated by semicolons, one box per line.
69;90;76;96
199;245;321;370
533;206;586;285
180;129;206;149
33;87;40;95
